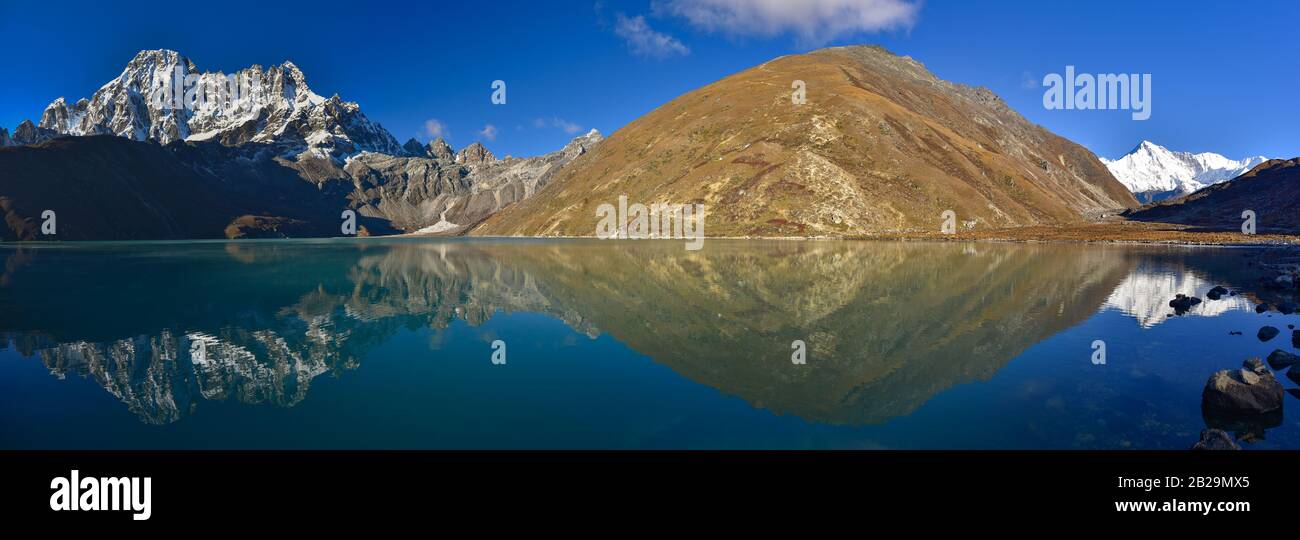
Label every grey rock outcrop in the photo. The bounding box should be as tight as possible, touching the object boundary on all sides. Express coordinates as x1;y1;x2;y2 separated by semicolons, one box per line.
456;141;496;165
343;129;603;234
428;138;455;160
11;119;58;145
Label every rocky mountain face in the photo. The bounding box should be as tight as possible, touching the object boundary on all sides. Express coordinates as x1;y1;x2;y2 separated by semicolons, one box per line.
0;128;602;240
343;129;602;234
474;45;1137;237
427;138;455;160
1102;141;1269;203
402;138;426;156
0;49;604;240
26;49;404;160
456;142;496;164
9;119;58;146
1125;158;1300;232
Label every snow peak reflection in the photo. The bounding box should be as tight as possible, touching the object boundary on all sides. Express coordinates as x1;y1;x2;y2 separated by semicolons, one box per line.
595;195;705;251
49;470;151;521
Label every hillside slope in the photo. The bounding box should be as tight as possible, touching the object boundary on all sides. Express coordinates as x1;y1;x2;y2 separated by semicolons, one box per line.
1125;158;1300;232
474;46;1137;237
0;136;367;240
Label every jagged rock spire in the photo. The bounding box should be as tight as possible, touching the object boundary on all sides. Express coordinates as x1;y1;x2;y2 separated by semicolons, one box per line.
428;138;454;160
455;141;496;165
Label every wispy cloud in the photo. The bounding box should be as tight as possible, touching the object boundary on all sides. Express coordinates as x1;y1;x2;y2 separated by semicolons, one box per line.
615;13;690;58
656;0;920;45
478;124;498;141
1020;71;1039;90
551;117;582;135
424;118;448;139
533;117;584;135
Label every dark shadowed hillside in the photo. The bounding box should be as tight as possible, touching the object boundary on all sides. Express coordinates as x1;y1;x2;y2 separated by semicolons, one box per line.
1125;158;1300;232
0;136;371;240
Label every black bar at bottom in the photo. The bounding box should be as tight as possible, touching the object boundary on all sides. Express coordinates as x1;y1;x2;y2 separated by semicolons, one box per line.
0;450;1288;525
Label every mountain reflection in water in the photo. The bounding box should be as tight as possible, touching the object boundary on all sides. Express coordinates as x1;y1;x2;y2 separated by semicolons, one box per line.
0;239;1293;449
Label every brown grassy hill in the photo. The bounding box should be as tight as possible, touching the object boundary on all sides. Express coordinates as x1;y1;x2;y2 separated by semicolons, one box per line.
473;45;1137;237
1125;158;1300;232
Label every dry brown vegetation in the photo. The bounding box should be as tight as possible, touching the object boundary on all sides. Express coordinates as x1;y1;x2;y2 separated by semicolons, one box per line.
474;45;1136;238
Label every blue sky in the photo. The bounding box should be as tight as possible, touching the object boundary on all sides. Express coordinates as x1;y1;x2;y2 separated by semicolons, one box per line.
1;0;1296;159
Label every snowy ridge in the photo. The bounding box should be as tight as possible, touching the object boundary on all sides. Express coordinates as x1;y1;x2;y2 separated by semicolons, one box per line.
1102;140;1269;203
29;49;403;160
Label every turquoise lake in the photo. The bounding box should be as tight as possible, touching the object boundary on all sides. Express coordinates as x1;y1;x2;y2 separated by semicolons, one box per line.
2;238;1298;449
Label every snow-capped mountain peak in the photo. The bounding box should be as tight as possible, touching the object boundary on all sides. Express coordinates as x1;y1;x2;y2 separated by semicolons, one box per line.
29;49;402;160
1102;140;1269;203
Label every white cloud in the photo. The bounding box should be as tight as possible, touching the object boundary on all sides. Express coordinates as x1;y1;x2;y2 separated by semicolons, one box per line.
657;0;919;45
424;118;448;139
615;14;690;58
479;124;498;141
551;117;582;135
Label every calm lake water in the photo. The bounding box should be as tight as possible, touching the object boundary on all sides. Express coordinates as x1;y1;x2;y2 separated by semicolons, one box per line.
2;238;1298;449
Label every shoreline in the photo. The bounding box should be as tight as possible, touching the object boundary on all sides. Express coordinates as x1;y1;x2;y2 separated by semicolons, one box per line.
406;220;1300;248
6;221;1300;247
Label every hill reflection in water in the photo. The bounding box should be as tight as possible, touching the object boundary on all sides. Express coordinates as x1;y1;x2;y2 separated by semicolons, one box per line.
0;239;1291;448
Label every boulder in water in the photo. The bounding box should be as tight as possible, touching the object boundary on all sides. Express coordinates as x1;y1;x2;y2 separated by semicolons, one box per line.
1266;349;1300;370
1169;294;1201;314
1202;358;1284;416
1258;326;1280;341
